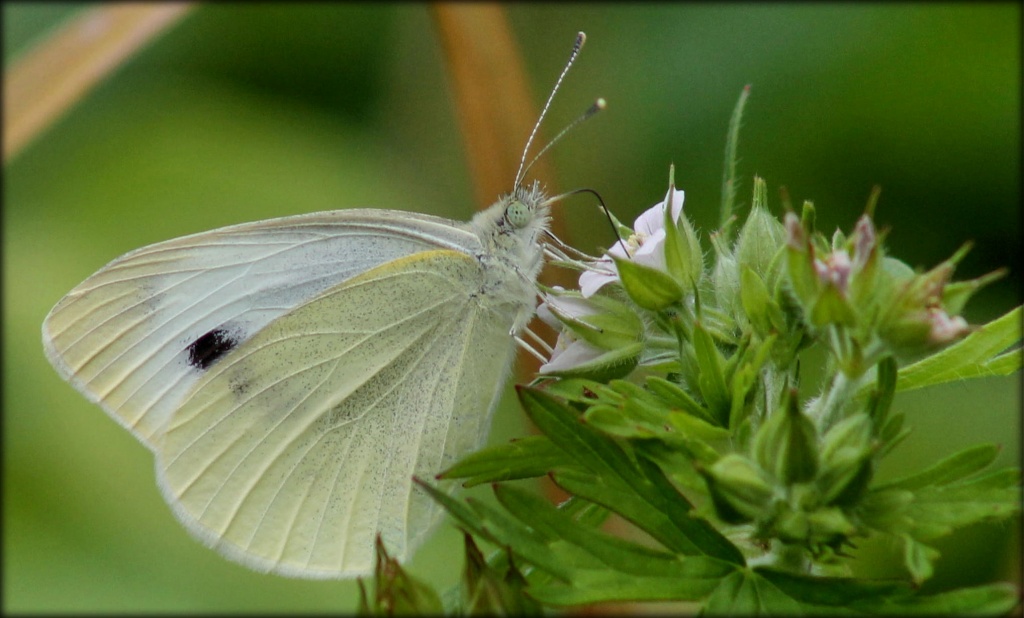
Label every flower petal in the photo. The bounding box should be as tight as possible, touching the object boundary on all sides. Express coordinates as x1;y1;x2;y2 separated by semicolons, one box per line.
580;268;619;297
539;338;605;374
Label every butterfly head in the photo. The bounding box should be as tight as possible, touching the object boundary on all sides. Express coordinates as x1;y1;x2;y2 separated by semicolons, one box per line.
504;180;551;233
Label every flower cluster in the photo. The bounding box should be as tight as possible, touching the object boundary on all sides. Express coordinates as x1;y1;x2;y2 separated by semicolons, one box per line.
528;170;1011;579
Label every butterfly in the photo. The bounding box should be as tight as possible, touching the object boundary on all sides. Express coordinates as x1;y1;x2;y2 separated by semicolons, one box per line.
41;32;594;579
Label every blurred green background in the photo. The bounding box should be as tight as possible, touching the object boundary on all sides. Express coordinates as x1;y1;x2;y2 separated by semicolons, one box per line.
5;3;1020;613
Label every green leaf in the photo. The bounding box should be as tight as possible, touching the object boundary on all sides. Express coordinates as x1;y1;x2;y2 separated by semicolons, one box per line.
612;255;684;311
583;405;656;439
874;583;1021;615
728;334;775;430
762;569;1020;615
439;436;576;487
905;468;1021;540
464;496;576;581
549;468;700;558
901;534;939;584
415;477;492;540
527;558;735;606
704;569;803;616
518;386;643;484
634;454;745;564
894;306;1022;392
875;444;1001;491
666;410;732;444
583;385;728;449
720;85;750;231
519;388;745;564
867;355;897;431
646;375;718;426
692;321;732;425
534;377;608;404
756;567;910;609
493;483;700;577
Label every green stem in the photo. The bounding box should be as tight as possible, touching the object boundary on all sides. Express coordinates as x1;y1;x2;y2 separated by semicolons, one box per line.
808;370;862;432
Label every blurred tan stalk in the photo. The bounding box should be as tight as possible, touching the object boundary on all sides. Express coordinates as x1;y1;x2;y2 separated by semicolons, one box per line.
4;3;194;162
429;3;560;211
430;4;576;358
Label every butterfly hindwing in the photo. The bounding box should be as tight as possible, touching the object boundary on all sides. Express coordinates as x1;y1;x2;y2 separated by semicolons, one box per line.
154;249;517;578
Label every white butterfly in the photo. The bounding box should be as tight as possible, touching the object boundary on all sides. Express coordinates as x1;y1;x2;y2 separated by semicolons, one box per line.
42;33;592;579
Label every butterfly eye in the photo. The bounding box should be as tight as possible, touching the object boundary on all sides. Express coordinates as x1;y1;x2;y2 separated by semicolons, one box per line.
505;200;531;228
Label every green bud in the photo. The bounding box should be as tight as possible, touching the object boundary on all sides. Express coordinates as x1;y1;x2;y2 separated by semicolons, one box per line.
817;414;875;505
754;389;820;485
544;291;644;352
741;266;778;336
877;244;978;356
820;413;872;464
539;341;642;382
806;507;857;541
858;488;914;530
784;212;819;306
613;256;684;311
941;268;1006;317
823;456;874;507
703;454;774;524
711;231;741;317
737;183;786;282
775;504;810;543
809;280;857;327
846;216;881;310
663;184;704;289
800;200;816;233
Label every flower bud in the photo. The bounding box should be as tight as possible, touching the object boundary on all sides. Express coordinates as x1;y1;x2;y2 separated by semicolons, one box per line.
817;413;875;505
737;196;785;284
877;244;982;356
711;232;741;318
740;266;786;337
538;290;643;379
774;504;810;542
663;185;704;289
754;390;820;485
784;212;819;307
612;255;685;311
806;507;857;542
702;454;774;524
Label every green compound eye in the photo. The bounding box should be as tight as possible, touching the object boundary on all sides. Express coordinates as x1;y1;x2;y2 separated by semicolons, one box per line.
506;200;530;228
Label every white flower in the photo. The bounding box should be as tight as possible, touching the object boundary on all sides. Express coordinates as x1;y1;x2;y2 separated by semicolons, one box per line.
537;288;605;374
579;188;685;297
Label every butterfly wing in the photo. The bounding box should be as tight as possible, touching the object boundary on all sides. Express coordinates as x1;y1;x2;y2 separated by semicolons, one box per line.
154;249;516;577
41;210;482;447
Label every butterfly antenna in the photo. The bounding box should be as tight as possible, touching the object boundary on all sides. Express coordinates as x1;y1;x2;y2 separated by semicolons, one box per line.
519;98;606;187
513;31;587;190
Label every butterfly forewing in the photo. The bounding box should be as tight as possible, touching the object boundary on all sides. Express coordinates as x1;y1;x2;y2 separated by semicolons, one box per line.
42;210;483;447
154;250;516;578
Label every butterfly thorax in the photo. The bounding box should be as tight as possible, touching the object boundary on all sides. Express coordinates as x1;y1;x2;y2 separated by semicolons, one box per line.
464;181;551;333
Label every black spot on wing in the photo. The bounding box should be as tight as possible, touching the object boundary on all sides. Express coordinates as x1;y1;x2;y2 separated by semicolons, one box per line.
187;328;238;370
